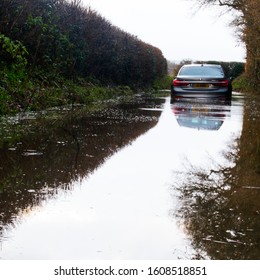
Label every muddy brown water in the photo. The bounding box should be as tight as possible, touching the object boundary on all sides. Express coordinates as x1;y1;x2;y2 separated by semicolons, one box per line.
0;93;259;259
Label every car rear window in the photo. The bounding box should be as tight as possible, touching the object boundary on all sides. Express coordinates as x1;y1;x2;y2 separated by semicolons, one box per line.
179;66;224;77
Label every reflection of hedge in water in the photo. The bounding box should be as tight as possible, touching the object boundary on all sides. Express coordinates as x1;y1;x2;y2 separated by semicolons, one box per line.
176;167;260;259
238;97;260;185
175;112;260;260
0;99;163;238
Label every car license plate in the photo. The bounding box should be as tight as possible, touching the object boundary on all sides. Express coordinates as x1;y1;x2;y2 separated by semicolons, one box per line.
193;83;209;88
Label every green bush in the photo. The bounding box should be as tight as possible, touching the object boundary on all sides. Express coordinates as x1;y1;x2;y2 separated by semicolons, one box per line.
0;87;11;115
0;33;28;67
232;74;251;92
153;75;173;90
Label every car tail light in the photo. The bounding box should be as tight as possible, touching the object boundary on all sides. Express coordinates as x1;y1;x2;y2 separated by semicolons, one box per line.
173;79;190;87
212;80;229;87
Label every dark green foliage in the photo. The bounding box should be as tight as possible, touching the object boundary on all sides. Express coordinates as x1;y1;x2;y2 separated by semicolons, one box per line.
0;0;167;115
0;0;167;87
0;33;30;114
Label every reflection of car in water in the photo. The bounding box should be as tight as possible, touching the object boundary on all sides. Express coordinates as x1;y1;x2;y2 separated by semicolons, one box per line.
171;99;231;131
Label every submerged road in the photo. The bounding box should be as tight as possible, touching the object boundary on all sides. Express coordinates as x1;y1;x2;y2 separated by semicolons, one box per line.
0;94;247;259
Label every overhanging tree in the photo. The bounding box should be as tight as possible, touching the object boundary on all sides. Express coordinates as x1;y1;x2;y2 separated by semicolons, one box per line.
195;0;260;90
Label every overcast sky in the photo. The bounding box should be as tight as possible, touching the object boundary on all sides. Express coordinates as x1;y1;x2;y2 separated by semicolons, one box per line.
82;0;245;62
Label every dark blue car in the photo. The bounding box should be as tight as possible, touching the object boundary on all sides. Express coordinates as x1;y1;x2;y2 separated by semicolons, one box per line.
171;64;232;101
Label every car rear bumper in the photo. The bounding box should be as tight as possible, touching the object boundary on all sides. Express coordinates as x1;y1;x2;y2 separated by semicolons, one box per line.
171;86;232;100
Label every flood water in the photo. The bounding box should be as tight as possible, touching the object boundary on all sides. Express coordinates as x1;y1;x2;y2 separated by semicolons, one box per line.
0;93;259;259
